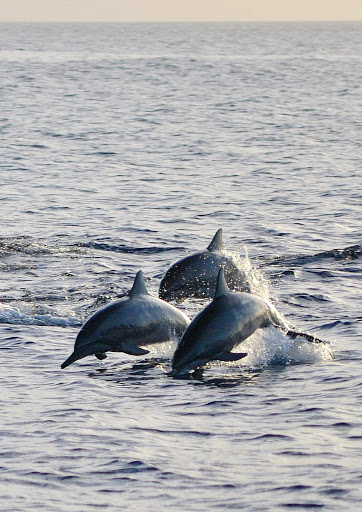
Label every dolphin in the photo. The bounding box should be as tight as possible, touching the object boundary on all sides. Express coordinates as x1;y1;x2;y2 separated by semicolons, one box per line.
61;271;190;369
171;268;324;375
159;228;249;302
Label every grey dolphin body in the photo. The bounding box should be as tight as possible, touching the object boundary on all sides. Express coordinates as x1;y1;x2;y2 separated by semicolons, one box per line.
172;268;288;375
159;228;249;302
61;271;190;369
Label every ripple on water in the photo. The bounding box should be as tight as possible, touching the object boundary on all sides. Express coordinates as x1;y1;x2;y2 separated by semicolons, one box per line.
0;20;361;512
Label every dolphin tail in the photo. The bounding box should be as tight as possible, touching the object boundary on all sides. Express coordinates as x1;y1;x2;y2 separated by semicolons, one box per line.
286;330;326;344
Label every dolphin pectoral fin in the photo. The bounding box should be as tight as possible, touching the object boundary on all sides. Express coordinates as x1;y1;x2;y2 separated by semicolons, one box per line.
122;341;150;356
286;330;326;344
216;351;248;362
95;352;107;360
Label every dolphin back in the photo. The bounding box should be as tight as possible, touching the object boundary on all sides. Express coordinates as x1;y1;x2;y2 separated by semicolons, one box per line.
159;252;248;301
159;229;249;301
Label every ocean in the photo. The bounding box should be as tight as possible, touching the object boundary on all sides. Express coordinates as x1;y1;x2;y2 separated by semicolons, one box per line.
0;21;361;511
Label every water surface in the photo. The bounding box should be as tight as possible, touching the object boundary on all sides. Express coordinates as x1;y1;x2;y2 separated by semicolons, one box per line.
0;22;361;511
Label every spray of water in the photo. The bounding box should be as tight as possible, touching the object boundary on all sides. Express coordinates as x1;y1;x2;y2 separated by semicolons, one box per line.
226;247;270;299
229;249;333;366
184;248;333;368
241;326;333;368
0;302;80;327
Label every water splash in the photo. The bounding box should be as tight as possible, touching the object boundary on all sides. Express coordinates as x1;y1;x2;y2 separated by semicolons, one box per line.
0;236;88;256
0;302;81;327
144;340;177;360
226;247;270;299
240;326;333;369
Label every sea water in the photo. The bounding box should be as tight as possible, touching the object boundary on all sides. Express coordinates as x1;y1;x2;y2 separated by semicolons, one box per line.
0;22;361;511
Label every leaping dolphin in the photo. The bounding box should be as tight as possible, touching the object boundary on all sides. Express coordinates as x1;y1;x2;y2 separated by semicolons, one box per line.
172;268;324;375
61;271;190;369
159;228;249;302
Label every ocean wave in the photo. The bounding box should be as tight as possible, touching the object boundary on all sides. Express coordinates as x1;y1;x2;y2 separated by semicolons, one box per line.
0;303;81;327
0;236;182;257
0;236;87;257
78;240;182;254
263;245;361;267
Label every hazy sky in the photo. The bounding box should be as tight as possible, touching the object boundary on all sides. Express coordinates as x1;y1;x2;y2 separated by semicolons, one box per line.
0;0;361;22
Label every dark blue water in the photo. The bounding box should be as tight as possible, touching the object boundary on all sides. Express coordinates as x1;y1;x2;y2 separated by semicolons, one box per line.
0;22;361;511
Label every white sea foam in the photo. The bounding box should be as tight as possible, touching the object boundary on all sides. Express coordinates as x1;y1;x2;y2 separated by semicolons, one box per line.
240;325;333;369
145;340;177;360
0;302;80;328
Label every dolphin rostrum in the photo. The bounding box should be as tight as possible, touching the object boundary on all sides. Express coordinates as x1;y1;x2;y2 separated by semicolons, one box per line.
61;271;190;369
171;268;324;375
159;228;249;302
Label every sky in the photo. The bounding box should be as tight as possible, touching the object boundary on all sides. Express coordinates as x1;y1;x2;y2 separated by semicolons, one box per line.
0;0;361;22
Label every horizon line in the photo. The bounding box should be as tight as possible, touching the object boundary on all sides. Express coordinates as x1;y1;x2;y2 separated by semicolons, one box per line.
0;19;361;23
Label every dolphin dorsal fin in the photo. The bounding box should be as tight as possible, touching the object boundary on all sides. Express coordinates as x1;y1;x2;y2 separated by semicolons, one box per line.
207;228;224;252
214;268;229;299
129;271;149;298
